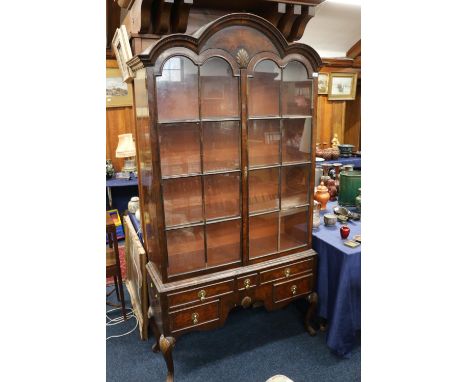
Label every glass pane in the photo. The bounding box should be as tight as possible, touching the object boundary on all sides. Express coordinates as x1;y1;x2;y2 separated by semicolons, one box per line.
281;165;309;209
159;122;201;177
206;220;241;267
200;58;239;119
162;177;203;226
203;121;240;172
282;118;311;163
249;168;279;213
248;119;280;167
204;173;240;220
249;212;279;258
279;207;308;250
156;56;199;122
167;226;205;275
281;61;311;116
248;60;281;117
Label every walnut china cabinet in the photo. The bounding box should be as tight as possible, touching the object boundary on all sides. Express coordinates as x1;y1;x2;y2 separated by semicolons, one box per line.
128;13;322;381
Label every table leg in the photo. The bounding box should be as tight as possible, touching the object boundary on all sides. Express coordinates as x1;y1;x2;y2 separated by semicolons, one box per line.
107;186;113;208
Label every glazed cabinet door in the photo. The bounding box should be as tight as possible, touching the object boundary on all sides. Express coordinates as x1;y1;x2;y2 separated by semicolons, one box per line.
247;59;313;261
155;55;242;278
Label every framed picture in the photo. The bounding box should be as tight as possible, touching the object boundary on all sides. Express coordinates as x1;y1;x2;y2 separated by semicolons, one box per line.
317;73;329;94
106;68;133;107
328;72;358;100
112;25;133;83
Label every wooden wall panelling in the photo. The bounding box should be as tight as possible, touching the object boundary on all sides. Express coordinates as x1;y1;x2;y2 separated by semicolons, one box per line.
106;106;137;171
316;65;360;149
344;81;361;150
316;96;345;149
106;59;136;172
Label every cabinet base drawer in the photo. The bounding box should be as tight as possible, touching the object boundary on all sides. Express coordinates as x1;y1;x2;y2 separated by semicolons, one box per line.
168;279;234;308
169;300;220;333
260;258;314;284
273;274;313;303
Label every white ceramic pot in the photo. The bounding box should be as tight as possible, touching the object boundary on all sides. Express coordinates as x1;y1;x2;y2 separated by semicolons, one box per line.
128;196;140;214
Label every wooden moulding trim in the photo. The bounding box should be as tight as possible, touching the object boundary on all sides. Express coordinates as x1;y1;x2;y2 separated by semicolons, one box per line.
321;57;357;68
127;13;322;72
146;248;317;292
272;0;324;5
152;47;241;76
246;51;316;78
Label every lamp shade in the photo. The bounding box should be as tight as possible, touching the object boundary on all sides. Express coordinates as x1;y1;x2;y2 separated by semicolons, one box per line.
115;133;136;158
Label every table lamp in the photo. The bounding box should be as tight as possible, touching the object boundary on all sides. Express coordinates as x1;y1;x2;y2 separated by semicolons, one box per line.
116;133;137;174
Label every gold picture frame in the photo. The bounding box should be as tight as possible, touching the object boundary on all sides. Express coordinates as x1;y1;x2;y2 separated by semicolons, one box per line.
112;25;134;83
106;68;133;108
318;73;329;94
328;72;358;100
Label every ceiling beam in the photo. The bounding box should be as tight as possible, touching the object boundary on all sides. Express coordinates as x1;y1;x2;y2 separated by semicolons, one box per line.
346;39;361;59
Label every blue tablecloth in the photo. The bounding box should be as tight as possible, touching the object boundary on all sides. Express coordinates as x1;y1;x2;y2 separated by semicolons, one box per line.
321;157;361;169
312;200;361;357
106;174;139;187
106;175;139;213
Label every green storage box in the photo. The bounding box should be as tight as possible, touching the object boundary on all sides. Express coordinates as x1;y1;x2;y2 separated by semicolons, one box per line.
338;170;361;207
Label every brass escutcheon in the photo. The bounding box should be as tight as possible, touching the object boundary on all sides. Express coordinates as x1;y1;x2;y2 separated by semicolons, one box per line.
198;289;206;301
291;285;297;295
284;268;291;278
191;312;199;325
244;278;251;289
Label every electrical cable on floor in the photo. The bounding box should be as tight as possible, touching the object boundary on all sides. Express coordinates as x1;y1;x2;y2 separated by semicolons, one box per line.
106;293;138;340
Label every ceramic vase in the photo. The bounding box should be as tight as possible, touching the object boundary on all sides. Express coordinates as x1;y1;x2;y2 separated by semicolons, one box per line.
321;163;332;177
128;196;140;214
338;144;355;158
314;181;330;210
312;200;321;229
338;171;361;207
106;159;115;179
340;225;350;239
326;179;337;201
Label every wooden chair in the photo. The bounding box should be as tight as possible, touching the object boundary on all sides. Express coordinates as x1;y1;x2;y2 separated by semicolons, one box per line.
106;215;126;320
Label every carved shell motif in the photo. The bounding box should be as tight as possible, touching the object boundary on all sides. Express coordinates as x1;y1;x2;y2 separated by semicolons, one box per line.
236;48;250;68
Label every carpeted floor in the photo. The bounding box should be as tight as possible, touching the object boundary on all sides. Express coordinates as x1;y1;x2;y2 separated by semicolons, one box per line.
106;285;360;382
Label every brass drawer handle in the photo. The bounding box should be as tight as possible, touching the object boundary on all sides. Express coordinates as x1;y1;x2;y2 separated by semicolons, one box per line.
244;278;251;289
198;289;206;301
291;285;297;295
284;268;291;278
191;312;199;325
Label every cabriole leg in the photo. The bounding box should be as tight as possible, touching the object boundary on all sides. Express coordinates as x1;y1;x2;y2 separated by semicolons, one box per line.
305;292;319;336
159;335;176;382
